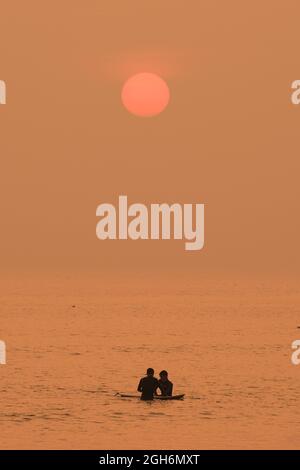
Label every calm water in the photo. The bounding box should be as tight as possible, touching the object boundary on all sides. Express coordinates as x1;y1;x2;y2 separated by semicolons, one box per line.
1;275;300;449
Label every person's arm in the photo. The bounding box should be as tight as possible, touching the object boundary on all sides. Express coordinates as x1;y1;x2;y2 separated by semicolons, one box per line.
154;379;160;396
168;382;173;396
137;379;143;392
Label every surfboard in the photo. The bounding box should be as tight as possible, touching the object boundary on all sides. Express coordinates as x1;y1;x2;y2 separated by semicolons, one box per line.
118;393;185;400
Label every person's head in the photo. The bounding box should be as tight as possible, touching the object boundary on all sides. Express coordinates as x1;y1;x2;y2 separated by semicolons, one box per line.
159;370;168;381
146;368;154;376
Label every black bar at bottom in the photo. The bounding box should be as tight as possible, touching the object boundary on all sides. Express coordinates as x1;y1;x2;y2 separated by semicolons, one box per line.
0;449;298;466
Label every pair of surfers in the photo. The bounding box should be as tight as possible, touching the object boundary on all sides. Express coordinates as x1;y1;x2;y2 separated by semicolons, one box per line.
137;368;173;401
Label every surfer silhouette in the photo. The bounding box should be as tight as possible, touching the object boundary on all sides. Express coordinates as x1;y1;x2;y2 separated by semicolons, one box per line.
158;370;173;396
137;368;159;400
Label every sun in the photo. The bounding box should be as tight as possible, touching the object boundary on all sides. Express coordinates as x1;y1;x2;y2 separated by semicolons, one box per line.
121;73;170;117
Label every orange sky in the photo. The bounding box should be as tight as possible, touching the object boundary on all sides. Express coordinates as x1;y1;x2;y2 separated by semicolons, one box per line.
0;1;299;276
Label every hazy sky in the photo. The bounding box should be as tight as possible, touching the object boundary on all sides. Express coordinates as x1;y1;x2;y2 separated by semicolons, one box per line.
0;1;299;276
